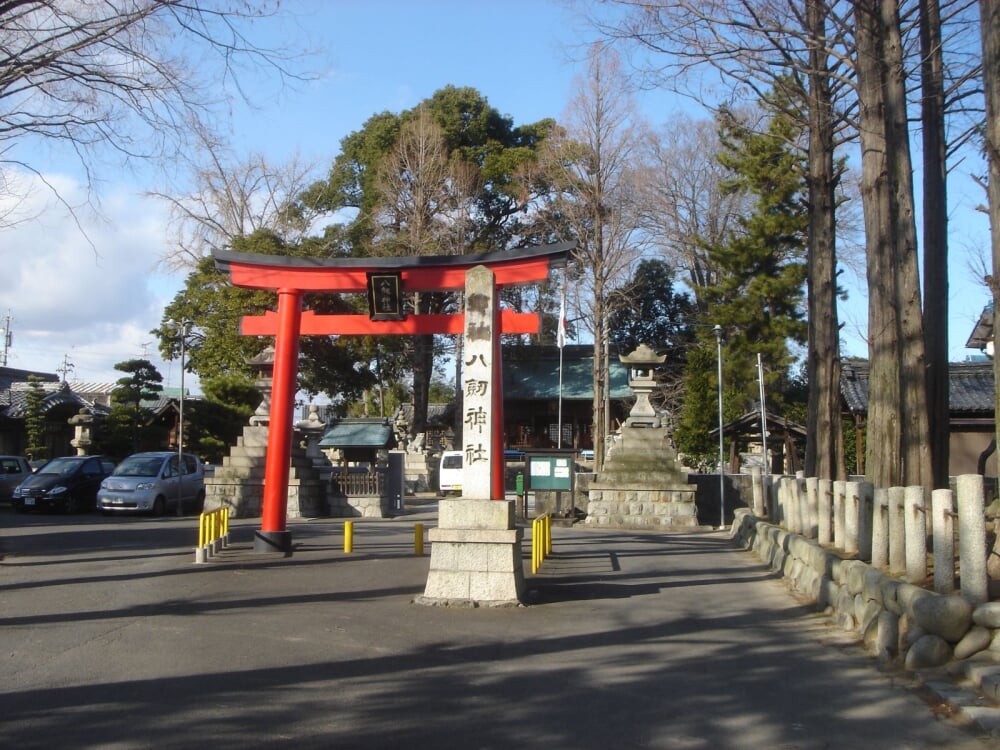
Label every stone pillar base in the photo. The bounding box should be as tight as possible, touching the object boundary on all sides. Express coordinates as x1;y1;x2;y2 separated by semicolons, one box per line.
417;499;525;607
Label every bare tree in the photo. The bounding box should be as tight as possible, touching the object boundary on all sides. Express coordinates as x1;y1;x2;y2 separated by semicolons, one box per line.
0;1;305;229
637;113;752;308
370;107;480;438
588;0;854;480
150;126;323;271
534;44;649;469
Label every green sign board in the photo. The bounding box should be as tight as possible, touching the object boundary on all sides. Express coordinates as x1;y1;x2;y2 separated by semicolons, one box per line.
527;455;573;491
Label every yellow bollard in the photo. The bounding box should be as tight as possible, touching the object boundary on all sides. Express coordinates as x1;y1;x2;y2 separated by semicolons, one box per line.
344;521;354;553
414;523;424;555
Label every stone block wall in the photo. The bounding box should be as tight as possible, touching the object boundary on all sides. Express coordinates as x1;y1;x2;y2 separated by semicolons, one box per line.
731;508;1000;671
586;486;701;529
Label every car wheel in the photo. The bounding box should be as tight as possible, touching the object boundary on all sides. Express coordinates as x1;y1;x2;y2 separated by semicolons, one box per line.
64;495;80;514
194;489;206;513
152;496;166;516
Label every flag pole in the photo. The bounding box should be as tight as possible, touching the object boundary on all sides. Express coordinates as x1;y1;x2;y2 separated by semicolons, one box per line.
557;275;566;449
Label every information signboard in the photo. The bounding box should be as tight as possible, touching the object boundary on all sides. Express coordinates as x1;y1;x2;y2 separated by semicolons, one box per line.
526;455;574;491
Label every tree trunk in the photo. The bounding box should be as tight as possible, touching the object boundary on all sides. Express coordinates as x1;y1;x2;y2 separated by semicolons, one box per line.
980;0;1000;473
921;0;950;489
855;0;931;490
855;1;903;488
884;0;932;491
804;0;844;481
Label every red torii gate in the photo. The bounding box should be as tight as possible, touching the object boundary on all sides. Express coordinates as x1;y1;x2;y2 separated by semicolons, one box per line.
213;243;573;554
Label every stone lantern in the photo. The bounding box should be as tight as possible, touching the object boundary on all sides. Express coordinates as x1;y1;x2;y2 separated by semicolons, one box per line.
620;343;666;428
68;408;94;456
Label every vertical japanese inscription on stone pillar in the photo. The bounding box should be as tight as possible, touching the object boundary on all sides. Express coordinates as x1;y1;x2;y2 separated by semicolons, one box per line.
462;266;495;499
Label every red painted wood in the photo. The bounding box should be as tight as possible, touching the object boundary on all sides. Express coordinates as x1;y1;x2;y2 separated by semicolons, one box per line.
226;256;556;292
241;310;540;336
261;289;302;533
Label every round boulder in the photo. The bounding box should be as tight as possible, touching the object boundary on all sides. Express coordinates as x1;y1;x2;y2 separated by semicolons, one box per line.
911;594;973;643
954;625;992;660
904;634;952;670
973;601;1000;629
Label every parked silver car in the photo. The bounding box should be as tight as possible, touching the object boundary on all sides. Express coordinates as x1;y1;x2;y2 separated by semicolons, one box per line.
0;455;33;502
97;452;205;516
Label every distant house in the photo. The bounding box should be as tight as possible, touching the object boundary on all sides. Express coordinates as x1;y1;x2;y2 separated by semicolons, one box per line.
0;368;110;458
840;359;996;477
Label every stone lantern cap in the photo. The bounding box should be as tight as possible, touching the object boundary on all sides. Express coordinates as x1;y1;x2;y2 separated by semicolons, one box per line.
619;343;665;366
620;343;664;384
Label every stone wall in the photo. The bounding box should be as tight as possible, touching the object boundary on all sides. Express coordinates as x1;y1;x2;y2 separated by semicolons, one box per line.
731;508;1000;674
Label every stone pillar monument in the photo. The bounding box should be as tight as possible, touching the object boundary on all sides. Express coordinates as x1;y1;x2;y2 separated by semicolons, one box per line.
419;265;525;606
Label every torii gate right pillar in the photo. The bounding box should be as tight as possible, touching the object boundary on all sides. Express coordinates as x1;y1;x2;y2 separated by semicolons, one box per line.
418;265;524;606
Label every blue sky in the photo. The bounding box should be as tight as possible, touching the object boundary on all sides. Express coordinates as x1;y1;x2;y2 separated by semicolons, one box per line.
0;0;992;389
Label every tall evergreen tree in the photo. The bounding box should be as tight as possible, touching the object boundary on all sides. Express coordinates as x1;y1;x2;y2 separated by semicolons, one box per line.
24;375;48;461
697;104;808;409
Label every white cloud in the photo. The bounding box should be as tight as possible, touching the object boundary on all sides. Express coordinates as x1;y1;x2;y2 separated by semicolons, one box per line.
0;170;185;386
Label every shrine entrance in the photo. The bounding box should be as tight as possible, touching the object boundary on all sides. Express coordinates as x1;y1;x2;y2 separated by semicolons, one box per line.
212;243;571;599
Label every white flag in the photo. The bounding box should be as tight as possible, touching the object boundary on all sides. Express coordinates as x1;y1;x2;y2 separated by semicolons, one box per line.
557;286;566;348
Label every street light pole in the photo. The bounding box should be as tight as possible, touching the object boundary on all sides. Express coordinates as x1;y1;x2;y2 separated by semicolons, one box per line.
714;325;725;529
177;320;192;516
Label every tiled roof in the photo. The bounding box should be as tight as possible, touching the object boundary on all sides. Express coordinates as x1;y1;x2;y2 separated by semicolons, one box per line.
1;382;110;418
841;359;994;416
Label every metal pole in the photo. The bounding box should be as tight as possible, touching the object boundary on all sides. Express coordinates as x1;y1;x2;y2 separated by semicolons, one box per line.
715;325;725;529
177;320;190;516
757;353;768;473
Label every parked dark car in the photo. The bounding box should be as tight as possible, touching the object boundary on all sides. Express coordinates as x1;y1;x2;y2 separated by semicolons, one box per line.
0;455;33;502
12;455;115;513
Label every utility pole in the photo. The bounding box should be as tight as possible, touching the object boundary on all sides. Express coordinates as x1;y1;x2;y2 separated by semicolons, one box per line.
0;311;11;366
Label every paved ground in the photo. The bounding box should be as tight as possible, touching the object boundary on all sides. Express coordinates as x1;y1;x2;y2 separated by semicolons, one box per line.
2;500;999;749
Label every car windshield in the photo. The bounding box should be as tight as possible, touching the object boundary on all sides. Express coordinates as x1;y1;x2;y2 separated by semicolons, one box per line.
37;458;82;475
114;456;165;477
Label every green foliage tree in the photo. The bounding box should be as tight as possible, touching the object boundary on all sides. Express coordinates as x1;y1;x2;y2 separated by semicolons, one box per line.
697;104;808;411
24;375;48;461
674;346;719;471
297;85;557;435
94;359;164;457
157;228;378;404
183;374;261;463
608;258;697;416
608;259;696;357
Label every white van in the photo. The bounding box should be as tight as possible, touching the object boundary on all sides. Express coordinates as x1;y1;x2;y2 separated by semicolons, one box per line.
438;450;463;496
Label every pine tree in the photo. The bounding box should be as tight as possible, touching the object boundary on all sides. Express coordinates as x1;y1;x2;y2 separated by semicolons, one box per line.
24;375;48;461
697;102;808;410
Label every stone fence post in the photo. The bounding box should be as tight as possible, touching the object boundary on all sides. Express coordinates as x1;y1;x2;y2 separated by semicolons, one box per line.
833;480;846;550
931;488;955;594
871;487;889;569
750;466;765;517
857;482;874;562
805;477;819;539
818;478;832;546
903;486;927;585
957;474;988;605
844;480;861;556
888;486;906;575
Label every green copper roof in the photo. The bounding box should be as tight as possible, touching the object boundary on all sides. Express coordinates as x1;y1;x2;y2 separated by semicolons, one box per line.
502;346;630;400
319;419;394;448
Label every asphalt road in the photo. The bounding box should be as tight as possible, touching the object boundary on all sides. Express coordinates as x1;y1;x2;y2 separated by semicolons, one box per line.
1;503;997;750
